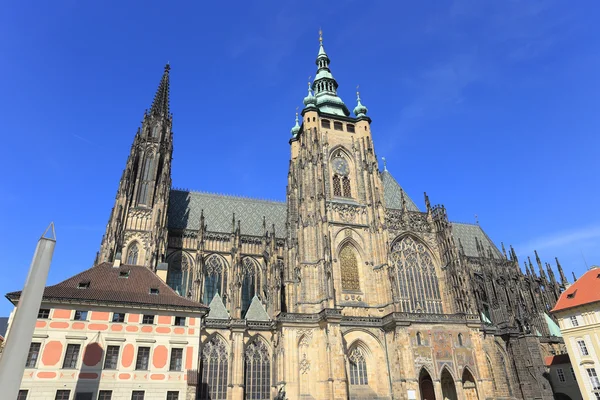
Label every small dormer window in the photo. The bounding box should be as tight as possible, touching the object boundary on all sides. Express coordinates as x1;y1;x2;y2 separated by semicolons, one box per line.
333;121;343;131
347;124;355;133
567;290;577;299
150;288;159;295
119;270;130;278
321;119;331;129
78;281;90;289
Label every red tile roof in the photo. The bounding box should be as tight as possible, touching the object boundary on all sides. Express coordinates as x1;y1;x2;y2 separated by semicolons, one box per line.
552;267;600;312
6;263;208;312
545;353;571;366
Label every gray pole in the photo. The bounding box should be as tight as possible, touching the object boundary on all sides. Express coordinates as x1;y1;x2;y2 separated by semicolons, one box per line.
0;223;56;398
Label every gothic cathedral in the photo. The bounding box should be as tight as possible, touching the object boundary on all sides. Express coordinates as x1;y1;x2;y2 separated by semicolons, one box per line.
96;35;568;400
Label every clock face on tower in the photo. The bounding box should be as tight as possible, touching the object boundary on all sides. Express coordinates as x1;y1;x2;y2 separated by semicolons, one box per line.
332;157;349;176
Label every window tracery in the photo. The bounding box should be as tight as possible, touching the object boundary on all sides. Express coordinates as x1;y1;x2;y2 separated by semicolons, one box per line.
349;347;368;385
390;236;442;313
331;152;352;198
200;336;228;400
244;340;270;400
241;257;260;316
203;254;227;305
126;243;139;265
340;245;360;291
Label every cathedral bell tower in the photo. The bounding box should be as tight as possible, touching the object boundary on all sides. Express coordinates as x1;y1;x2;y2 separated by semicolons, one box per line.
286;32;390;315
96;65;173;270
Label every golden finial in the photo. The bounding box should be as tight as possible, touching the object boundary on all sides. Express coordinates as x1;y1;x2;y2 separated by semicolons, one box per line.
319;28;323;44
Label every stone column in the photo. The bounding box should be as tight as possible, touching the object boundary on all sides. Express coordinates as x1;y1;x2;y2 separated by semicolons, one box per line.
230;321;247;400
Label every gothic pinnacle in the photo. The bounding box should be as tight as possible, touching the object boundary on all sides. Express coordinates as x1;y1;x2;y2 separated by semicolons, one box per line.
555;257;568;286
528;257;537;277
501;242;507;259
150;63;171;117
534;250;547;279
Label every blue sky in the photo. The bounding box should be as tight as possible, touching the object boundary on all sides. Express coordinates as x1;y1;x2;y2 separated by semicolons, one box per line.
1;1;599;316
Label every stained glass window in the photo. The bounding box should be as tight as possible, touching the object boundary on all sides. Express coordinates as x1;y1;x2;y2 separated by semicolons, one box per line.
390;237;442;313
340;245;360;291
200;336;229;400
138;156;154;205
244;340;271;400
167;252;192;296
126;243;139;265
242;257;259;316
203;255;226;305
349;348;368;385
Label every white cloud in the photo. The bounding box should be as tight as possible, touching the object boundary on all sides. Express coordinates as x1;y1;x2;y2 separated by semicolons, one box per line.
516;225;600;255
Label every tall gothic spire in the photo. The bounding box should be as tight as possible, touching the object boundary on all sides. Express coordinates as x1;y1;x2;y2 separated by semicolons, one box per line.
310;30;350;116
556;257;569;287
150;64;171;117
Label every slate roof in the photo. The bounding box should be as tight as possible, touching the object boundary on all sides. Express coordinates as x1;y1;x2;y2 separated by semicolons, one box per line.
206;293;230;320
552;267;600;312
6;263;208;312
168;171;504;259
381;170;420;212
0;317;8;339
451;222;502;259
168;190;287;237
245;295;270;321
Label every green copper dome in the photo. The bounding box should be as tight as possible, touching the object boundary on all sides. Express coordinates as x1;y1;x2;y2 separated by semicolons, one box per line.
291;113;300;137
353;91;368;117
303;82;316;108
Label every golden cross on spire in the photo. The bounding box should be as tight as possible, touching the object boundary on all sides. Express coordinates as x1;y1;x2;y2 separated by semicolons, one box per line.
319;28;323;44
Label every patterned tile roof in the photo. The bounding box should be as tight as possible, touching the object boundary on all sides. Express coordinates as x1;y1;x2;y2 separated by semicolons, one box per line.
6;263;208;311
245;295;270;321
381;170;420;212
206;293;230;320
451;222;502;259
168;190;287;237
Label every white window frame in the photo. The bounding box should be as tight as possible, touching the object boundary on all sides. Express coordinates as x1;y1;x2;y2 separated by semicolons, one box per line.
578;340;589;356
570;315;579;327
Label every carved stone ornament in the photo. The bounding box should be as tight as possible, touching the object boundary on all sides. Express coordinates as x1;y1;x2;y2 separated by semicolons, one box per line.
386;209;432;232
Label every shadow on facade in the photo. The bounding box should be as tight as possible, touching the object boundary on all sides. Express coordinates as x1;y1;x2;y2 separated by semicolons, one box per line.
74;341;103;400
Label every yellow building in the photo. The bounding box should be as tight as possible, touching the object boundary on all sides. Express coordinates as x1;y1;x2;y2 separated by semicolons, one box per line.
552;266;600;400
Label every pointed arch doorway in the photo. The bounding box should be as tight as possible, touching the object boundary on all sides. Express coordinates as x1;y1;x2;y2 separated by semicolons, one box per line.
419;369;436;400
440;368;458;400
462;368;478;400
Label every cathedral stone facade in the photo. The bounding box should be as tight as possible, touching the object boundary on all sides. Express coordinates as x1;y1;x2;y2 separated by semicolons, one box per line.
96;35;570;400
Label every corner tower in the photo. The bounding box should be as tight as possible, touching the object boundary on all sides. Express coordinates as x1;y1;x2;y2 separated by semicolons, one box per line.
97;65;173;269
286;33;391;314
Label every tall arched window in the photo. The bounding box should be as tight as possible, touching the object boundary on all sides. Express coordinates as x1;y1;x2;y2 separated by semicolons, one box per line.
126;243;139;265
390;236;442;313
340;245;360;291
244;340;270;400
151;125;159;138
200;336;228;400
333;175;342;196
416;332;423;346
203;255;227;305
331;153;351;198
458;333;464;347
342;176;351;197
348;347;368;385
167;252;192;296
241;257;260;316
138;156;154;205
